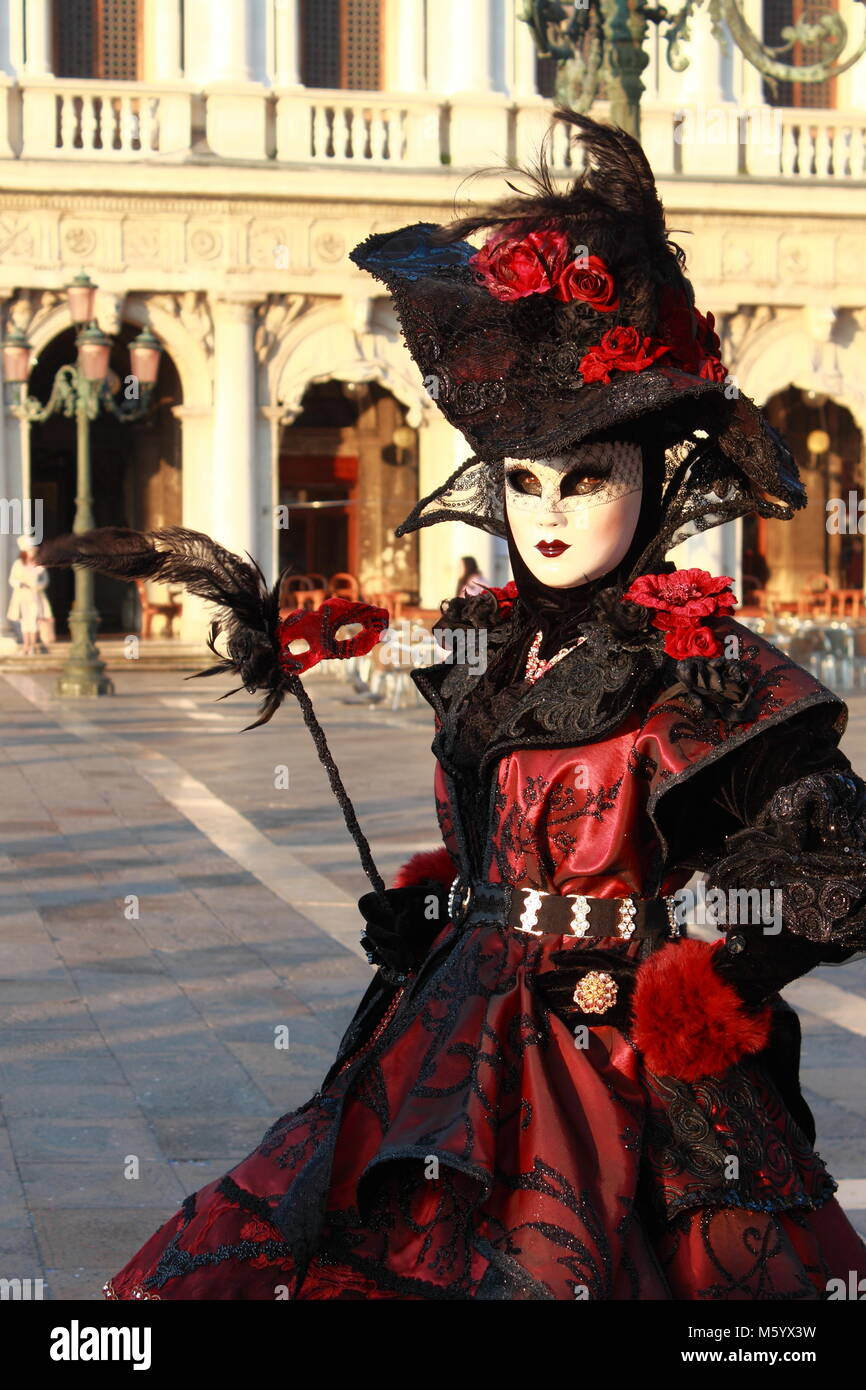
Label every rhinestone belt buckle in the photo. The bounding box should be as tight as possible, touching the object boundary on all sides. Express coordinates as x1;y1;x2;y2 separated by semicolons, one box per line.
447;875;474;928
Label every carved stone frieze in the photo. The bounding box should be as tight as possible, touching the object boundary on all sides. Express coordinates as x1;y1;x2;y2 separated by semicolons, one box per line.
0;191;861;316
61;219;99;261
187;222;225;263
0;214;36;263
124;221;164;265
249;222;294;270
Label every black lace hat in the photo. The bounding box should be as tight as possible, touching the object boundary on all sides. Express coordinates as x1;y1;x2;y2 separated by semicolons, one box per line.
349;110;805;555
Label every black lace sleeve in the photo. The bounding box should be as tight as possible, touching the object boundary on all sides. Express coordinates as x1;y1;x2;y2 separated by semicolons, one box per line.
702;717;866;1005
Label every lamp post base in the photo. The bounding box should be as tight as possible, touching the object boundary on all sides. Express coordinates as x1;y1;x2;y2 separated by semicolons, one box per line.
56;669;115;698
56;606;115;698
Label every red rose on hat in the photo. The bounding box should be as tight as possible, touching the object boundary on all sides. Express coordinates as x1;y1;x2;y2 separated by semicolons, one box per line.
578;326;671;384
657;285;727;381
469;225;571;303
699;356;729;383
554;254;619;310
696;308;722;358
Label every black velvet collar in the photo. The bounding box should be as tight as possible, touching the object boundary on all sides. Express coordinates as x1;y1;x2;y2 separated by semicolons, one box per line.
413;590;668;782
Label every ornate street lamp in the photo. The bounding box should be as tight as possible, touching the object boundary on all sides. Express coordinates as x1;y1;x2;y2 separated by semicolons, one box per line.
1;287;163;697
521;0;866;139
66;271;98;327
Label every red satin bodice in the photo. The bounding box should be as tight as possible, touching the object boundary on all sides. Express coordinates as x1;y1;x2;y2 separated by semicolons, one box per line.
434;708;691;899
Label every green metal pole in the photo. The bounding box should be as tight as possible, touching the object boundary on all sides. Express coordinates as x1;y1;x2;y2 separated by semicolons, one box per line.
56;379;114;697
601;0;649;140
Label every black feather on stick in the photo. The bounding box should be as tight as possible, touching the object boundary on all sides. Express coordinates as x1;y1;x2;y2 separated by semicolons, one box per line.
38;526;389;908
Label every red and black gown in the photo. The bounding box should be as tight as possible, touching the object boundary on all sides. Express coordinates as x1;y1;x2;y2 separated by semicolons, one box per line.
104;614;866;1300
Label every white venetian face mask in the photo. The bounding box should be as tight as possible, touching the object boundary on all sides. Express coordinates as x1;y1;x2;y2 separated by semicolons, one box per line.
504;441;643;588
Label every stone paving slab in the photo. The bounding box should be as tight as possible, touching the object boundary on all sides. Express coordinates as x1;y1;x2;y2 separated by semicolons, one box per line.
21;1161;187;1210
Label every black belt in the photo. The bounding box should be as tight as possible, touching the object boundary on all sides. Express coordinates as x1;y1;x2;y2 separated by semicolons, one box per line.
447;876;680;940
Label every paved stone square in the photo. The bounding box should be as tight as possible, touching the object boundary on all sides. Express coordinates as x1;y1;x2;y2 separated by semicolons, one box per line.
0;663;864;1299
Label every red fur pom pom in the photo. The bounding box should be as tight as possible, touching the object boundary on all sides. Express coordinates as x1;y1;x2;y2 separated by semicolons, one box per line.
392;846;457;890
630;938;772;1082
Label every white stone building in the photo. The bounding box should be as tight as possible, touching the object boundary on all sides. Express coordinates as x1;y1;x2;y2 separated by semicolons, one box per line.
1;0;866;641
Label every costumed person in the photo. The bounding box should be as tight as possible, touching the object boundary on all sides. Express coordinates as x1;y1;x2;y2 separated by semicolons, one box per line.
7;534;53;654
456;555;491;598
39;112;866;1301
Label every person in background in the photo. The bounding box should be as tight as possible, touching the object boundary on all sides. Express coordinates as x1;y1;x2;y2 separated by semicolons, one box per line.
7;535;53;655
456;555;491;598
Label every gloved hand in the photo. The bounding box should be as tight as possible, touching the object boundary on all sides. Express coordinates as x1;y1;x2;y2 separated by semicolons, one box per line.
532;946;640;1031
711;924;848;1008
358;881;449;983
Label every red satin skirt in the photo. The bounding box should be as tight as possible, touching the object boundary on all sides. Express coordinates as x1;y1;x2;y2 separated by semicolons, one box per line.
104;924;866;1301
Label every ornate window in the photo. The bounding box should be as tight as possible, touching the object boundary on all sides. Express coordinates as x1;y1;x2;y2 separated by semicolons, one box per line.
54;0;141;81
762;0;837;108
300;0;382;89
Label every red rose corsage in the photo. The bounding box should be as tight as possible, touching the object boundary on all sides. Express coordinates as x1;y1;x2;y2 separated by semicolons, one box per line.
469;223;619;311
277;596;390;675
622;569;738;660
479;579;519;615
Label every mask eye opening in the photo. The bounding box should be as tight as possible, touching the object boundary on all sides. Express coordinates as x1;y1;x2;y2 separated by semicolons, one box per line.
505;465;543;497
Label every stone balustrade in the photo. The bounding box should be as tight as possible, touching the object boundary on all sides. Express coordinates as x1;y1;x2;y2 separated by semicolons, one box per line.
4;78;866;181
17;78;192;160
275;90;447;165
778;113;866;179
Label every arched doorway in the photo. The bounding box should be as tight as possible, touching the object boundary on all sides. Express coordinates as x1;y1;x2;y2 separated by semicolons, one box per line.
30;323;182;634
742;386;863;607
278;379;419;598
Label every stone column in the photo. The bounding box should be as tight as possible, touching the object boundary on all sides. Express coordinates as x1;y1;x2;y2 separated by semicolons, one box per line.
259;404;284;585
144;0;183;82
511;3;538;96
211;296;260;565
209;0;253;81
430;0;491;92
0;4;12;75
272;0;304;159
0;2;16;156
173;402;216;647
0;400;31;648
183;0;211;83
273;0;301;87
737;0;765;106
417;414;485;608
428;0;508;167
23;0;52;75
204;0;268;157
385;0;426;91
675;6;739;175
0;323;11;643
511;0;550;167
